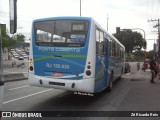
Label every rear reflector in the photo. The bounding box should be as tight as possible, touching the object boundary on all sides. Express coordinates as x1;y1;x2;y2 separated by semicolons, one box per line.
87;65;91;69
86;70;91;76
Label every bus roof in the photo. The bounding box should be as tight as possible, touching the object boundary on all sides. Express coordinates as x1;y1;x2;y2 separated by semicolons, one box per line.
33;16;92;23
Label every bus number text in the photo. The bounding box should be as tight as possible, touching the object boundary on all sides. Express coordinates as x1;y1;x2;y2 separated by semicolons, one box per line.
46;63;70;69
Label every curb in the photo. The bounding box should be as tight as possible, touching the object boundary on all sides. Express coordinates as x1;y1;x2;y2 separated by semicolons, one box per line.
4;78;28;83
3;73;28;83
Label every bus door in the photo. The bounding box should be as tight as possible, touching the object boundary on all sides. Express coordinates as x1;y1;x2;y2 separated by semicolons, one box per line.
104;36;109;87
95;30;106;92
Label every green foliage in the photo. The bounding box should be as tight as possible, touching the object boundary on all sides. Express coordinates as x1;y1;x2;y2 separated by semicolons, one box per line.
1;28;25;49
1;27;10;49
113;30;147;53
127;50;154;62
146;50;155;60
132;51;145;61
14;34;25;42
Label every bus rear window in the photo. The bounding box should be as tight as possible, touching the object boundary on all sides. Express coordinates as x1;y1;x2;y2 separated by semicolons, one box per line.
35;20;89;47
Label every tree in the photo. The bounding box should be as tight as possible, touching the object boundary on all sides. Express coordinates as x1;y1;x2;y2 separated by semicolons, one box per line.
1;26;16;50
113;29;146;53
14;34;25;42
2;27;10;49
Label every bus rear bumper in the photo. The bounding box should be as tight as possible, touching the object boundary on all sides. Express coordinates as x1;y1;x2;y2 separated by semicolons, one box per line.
29;73;95;93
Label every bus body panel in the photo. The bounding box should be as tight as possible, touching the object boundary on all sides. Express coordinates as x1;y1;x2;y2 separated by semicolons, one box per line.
29;17;125;94
29;17;95;93
29;73;95;93
33;46;87;77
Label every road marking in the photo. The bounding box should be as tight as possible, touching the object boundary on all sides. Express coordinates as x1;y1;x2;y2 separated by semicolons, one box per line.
3;71;28;74
9;85;30;90
3;89;53;104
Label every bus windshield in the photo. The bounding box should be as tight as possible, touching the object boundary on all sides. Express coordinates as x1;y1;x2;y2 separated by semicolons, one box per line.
35;20;89;47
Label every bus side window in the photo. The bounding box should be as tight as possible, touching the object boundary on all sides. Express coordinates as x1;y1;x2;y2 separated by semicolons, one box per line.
62;32;71;42
104;38;108;55
109;39;112;56
96;29;104;55
96;29;100;55
100;31;104;55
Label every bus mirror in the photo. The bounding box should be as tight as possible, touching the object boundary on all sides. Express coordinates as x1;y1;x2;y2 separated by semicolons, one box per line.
9;0;17;34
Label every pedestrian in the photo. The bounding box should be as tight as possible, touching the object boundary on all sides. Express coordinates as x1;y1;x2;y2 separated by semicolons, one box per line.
137;62;140;71
149;59;157;83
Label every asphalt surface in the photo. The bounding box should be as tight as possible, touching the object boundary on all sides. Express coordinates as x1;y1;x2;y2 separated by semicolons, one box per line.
1;62;160;120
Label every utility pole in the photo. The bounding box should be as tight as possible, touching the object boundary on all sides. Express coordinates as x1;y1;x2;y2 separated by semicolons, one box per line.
107;13;109;31
0;24;4;111
148;19;160;57
80;0;81;16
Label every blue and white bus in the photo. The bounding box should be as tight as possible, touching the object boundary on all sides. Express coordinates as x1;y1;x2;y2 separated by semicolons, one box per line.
29;17;125;94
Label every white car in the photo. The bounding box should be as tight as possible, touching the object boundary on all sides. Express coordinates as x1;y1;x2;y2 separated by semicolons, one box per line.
13;54;19;58
22;53;28;58
10;49;15;51
22;55;28;58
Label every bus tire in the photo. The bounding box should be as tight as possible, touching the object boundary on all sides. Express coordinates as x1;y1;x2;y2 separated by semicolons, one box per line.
118;68;123;80
107;72;113;92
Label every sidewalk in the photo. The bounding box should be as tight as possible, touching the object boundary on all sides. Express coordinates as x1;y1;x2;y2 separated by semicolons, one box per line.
123;63;160;83
2;48;28;82
3;60;28;82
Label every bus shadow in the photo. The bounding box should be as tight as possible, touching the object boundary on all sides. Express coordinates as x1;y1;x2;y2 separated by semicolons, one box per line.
28;78;124;111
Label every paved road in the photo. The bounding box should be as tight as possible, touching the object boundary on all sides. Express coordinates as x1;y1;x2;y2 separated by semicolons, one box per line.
2;62;160;120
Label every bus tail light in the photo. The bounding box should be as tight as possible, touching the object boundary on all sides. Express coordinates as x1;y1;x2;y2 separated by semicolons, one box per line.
86;70;91;76
86;61;91;76
29;59;34;71
87;65;91;69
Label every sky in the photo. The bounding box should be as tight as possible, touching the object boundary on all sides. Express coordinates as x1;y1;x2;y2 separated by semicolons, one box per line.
0;0;160;51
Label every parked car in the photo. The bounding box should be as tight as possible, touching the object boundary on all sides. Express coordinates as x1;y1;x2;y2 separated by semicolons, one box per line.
10;49;15;52
11;51;17;55
13;53;19;58
18;56;24;60
124;63;131;73
22;54;28;58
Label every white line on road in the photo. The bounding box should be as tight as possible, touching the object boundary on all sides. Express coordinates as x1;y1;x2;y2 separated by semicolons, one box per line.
9;85;30;90
3;89;53;104
3;71;28;74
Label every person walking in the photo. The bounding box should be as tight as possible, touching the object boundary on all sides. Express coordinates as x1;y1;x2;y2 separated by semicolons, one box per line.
137;62;140;71
149;59;157;83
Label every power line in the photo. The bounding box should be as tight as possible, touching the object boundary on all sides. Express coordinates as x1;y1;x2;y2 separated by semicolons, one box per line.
151;0;155;19
147;0;160;19
148;19;160;56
